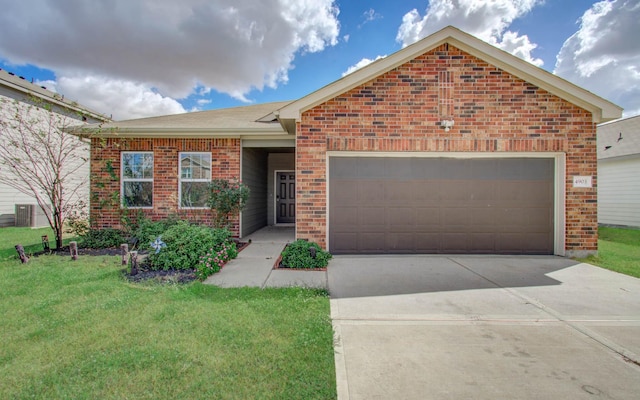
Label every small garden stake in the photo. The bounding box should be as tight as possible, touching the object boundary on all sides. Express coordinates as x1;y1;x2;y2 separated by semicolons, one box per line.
130;251;138;275
121;243;129;265
69;241;78;260
41;235;50;252
15;245;29;263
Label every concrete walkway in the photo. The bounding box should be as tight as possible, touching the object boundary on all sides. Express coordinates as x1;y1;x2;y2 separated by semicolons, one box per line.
203;226;327;289
329;255;640;400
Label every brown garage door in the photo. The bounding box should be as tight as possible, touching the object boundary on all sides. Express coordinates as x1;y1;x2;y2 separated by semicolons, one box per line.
329;157;554;255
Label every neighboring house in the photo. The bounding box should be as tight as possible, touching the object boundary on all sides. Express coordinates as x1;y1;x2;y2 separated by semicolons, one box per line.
597;115;640;228
81;26;622;257
0;68;109;227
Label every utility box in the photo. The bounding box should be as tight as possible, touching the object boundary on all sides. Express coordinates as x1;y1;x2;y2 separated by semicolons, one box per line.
14;204;49;228
15;204;34;227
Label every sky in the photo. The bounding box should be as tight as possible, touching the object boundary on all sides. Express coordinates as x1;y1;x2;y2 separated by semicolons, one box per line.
0;0;638;121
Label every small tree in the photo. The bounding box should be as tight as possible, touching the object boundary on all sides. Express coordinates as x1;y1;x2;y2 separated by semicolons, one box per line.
207;179;250;228
0;95;96;249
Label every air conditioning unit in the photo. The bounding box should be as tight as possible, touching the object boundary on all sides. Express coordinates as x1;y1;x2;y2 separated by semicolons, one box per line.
15;204;34;227
14;204;50;228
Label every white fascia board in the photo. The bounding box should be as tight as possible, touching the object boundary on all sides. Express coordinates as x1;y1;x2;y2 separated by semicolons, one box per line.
76;127;287;138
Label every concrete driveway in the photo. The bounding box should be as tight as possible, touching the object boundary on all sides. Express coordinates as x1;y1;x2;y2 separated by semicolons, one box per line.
328;255;640;399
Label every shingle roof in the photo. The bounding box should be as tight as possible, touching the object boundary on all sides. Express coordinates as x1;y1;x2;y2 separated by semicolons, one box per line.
0;68;110;121
597;115;640;160
88;101;292;136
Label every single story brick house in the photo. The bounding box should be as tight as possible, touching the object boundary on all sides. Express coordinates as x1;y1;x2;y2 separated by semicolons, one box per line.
597;115;640;228
81;26;622;257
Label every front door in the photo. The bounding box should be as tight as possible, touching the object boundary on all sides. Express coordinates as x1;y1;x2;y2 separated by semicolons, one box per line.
276;171;295;223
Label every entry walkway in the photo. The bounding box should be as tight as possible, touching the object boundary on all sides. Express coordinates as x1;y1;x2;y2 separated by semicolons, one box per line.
204;226;327;289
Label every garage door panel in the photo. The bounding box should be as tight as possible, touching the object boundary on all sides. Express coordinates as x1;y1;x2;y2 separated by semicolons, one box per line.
442;233;470;253
360;233;386;252
329;157;554;254
415;181;441;201
388;207;414;228
332;233;358;252
387;233;415;252
359;207;386;227
332;180;359;202
439;181;472;201
357;159;386;178
523;233;553;253
331;206;358;226
441;208;471;228
415;233;442;251
470;233;496;253
416;207;441;227
387;181;419;202
358;181;386;203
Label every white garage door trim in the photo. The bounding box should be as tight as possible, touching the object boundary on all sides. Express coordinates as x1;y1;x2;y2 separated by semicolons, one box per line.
326;151;566;256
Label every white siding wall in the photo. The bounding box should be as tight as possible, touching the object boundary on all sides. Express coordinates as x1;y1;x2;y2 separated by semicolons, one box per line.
0;86;93;227
598;156;640;227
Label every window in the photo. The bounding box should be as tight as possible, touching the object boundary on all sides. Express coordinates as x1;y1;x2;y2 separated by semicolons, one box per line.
179;152;211;208
121;152;153;208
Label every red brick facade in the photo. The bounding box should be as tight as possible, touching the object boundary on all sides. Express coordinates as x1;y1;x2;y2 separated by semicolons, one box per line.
296;44;597;255
90;137;241;236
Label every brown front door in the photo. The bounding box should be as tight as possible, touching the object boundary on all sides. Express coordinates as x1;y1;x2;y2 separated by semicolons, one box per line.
276;172;295;223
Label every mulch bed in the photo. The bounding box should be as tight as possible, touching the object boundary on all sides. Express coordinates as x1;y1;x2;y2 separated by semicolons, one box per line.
29;241;250;284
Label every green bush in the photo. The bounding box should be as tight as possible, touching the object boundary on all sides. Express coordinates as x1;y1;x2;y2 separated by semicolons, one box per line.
207;179;250;228
80;228;126;249
146;221;237;273
195;240;238;280
280;240;332;269
134;216;181;249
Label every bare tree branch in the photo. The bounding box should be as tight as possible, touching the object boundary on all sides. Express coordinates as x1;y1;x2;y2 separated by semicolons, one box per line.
0;96;93;249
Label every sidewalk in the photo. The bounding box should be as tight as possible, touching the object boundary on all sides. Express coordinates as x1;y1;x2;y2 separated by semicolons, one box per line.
203;226;327;289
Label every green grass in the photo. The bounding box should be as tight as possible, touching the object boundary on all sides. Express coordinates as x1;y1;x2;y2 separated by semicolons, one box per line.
578;227;640;278
0;227;77;259
0;229;336;399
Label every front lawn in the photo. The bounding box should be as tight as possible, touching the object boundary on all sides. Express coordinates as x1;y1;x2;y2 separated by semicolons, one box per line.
0;228;336;399
578;226;640;278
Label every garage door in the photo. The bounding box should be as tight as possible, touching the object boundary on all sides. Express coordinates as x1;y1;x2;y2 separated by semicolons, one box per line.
329;157;554;255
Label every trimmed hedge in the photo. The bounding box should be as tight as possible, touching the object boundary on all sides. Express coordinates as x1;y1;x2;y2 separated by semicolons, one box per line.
280;240;331;269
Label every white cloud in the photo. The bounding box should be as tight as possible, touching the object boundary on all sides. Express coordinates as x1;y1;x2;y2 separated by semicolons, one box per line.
0;0;340;118
342;55;387;77
360;8;383;27
43;76;187;120
555;0;640;117
396;0;544;66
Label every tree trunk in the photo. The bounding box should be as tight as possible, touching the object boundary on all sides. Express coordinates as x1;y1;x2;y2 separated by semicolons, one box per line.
55;230;63;250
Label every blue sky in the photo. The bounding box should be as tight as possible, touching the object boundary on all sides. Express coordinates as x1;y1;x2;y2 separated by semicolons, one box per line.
0;1;638;120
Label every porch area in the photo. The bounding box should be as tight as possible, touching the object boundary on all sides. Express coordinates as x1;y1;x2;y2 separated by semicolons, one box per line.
205;226;327;289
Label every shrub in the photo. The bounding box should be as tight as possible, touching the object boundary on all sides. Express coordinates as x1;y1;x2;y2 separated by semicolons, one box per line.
66;212;90;237
133;216;181;249
195;240;238;280
80;228;126;249
207;179;250;228
280;240;332;269
146;221;237;272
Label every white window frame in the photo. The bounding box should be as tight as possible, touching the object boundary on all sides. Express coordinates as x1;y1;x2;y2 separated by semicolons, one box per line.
179;152;212;209
121;151;154;209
